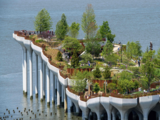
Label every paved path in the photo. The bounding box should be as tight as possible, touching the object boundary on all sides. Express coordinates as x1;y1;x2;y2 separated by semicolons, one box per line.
113;44;121;53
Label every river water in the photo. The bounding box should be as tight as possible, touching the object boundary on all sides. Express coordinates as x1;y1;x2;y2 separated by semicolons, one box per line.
0;0;160;119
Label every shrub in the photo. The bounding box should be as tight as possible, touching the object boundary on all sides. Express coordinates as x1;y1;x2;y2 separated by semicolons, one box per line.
103;67;111;79
129;62;135;66
56;51;63;61
93;82;100;93
45;47;48;51
119;64;126;69
35;39;43;43
93;67;101;78
80;53;93;64
71;51;79;68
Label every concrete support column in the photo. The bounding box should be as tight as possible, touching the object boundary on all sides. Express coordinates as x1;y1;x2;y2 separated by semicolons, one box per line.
43;62;46;98
61;85;64;103
23;48;27;95
111;108;117;120
57;76;60;107
64;86;67;112
39;57;43;101
35;53;38;97
46;67;50;105
29;50;33;99
22;47;24;92
143;111;149;120
52;73;55;103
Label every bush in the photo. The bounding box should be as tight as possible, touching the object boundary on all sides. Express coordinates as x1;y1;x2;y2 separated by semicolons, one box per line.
103;67;111;79
119;64;126;69
93;67;101;78
35;39;43;43
129;62;135;66
142;57;146;63
71;51;79;68
56;51;63;61
80;53;93;64
93;83;100;93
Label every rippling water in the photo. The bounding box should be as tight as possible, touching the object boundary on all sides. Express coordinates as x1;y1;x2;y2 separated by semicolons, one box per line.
0;0;160;119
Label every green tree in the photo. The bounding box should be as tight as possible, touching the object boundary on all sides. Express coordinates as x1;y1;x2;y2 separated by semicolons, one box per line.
80;53;93;64
99;21;111;38
118;71;133;81
126;41;142;58
103;40;118;65
34;8;52;32
134;41;142;57
142;50;155;62
106;33;116;43
144;61;155;90
93;67;101;78
71;51;79;68
71;71;87;93
81;4;98;39
107;83;116;93
56;51;63;61
55;13;68;40
103;66;111;93
133;80;139;89
156;48;160;60
68;22;80;38
103;67;111;79
85;41;101;57
117;79;134;94
63;37;82;53
103;40;113;56
93;82;100;93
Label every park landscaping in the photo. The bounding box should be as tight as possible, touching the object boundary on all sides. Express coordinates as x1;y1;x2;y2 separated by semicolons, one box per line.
15;4;160;101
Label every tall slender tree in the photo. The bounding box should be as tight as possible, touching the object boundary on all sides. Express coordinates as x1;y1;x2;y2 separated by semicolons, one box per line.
81;4;97;39
34;8;52;32
68;22;80;38
55;13;68;40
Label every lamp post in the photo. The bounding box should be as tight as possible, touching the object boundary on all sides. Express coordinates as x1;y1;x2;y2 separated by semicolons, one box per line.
104;81;108;93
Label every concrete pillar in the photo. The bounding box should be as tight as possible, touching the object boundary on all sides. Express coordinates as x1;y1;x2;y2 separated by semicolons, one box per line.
52;73;55;103
23;48;27;95
29;50;33;99
57;76;60;107
43;62;46;98
46;67;50;105
112;108;117;120
61;85;64;103
64;86;67;112
22;47;24;92
35;53;38;97
55;76;57;89
39;57;43;101
139;95;159;120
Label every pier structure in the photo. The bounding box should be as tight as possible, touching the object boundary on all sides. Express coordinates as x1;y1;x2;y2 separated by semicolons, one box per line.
13;32;160;120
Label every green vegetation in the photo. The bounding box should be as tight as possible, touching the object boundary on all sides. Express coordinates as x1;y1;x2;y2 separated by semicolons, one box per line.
71;51;79;68
85;41;101;57
35;39;43;43
55;13;68;40
68;22;80;38
31;6;160;99
93;82;100;93
71;71;87;93
80;53;93;64
81;4;97;39
93;67;101;78
126;41;142;58
63;37;83;53
56;51;63;61
34;8;52;32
